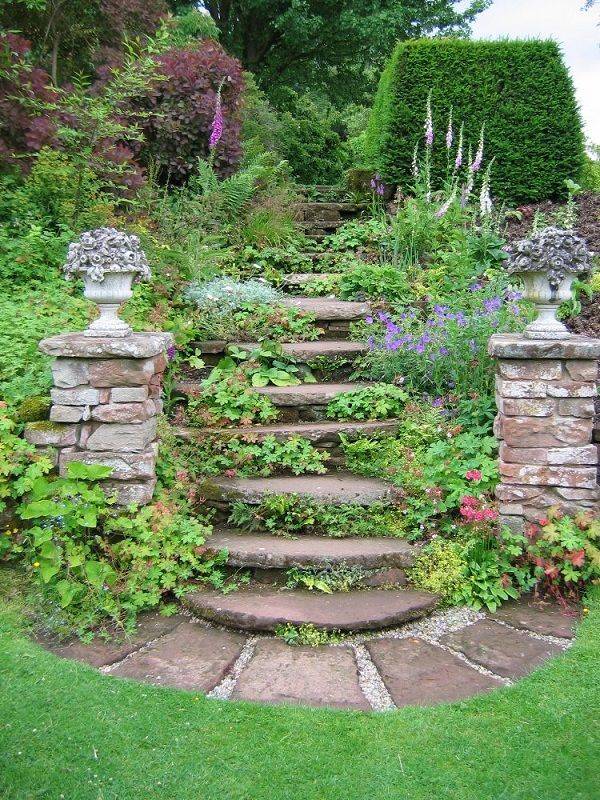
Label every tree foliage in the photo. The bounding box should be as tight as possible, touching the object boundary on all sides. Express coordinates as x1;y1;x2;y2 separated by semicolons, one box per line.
0;0;168;84
198;0;489;106
365;38;585;202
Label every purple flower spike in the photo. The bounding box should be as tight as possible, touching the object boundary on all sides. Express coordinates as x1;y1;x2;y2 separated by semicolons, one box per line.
167;344;177;362
209;87;224;149
424;91;434;148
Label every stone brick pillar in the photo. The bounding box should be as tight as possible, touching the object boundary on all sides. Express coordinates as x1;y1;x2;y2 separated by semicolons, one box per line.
489;333;600;530
25;332;173;505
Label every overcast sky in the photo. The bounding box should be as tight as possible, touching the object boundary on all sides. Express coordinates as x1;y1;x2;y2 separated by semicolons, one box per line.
464;0;600;143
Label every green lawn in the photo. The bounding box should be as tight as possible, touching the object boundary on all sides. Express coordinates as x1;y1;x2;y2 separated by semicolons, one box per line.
1;566;598;800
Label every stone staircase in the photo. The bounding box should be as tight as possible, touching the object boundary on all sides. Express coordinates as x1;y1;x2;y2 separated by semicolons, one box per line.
293;187;365;242
176;280;438;633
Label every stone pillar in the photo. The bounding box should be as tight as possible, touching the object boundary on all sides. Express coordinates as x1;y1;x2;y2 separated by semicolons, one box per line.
25;331;173;505
489;333;600;530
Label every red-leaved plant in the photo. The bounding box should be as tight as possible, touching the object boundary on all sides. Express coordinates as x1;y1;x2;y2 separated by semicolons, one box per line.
525;510;600;604
136;41;244;183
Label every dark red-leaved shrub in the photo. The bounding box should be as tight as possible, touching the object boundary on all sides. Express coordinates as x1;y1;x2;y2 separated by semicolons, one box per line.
138;41;244;183
0;33;56;167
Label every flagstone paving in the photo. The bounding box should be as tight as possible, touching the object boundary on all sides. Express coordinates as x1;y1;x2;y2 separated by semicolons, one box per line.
38;597;578;711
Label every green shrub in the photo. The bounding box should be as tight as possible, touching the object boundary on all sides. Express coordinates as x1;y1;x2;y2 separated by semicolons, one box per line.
326;384;408;421
278;94;349;184
409;538;466;604
366;38;584;202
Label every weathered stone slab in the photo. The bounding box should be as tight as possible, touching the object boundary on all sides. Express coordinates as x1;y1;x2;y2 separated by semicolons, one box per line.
496;415;592;447
281;296;371;321
496;377;548;399
500;443;598;466
508;444;598;466
557;399;595;418
59;448;156;480
24;422;79;447
39;612;184;667
50;405;88;423
204;530;418;569
184;588;437;632
202;473;397;505
500;462;597;488
498;361;562;380
101;479;156;505
109;621;246;691
110;386;149;403
91;400;154;423
545;382;596;398
232;639;369;710
88;358;156;387
440;620;565;679
497;398;555;417
40;332;173;359
85;418;157;452
564;361;598;381
489;599;578;639
489;334;600;361
51;387;102;406
366;637;501;706
51;359;90;388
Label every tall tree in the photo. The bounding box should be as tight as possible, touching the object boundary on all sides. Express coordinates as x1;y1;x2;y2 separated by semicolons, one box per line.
198;0;491;106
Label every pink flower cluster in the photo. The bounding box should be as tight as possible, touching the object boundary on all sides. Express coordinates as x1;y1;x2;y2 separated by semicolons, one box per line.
459;495;499;523
465;469;482;482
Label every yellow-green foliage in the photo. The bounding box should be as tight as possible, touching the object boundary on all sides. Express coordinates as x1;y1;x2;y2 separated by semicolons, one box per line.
409;537;466;604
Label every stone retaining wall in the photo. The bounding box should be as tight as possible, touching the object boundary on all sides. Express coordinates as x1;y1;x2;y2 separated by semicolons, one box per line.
490;333;600;530
25;332;173;505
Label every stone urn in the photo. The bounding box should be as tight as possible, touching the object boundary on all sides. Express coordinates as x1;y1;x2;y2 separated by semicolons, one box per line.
506;226;592;340
64;227;151;338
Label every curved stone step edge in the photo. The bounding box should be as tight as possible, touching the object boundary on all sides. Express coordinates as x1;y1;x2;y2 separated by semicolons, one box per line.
175;381;373;406
194;340;369;360
183;588;438;633
204;530;419;569
199;473;398;506
174;419;401;445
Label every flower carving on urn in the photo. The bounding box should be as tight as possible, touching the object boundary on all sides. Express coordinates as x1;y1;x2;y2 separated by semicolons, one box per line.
506;226;593;339
64;228;151;337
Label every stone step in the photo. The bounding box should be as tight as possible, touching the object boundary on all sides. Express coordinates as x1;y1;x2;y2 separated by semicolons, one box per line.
177;381;369;407
183;588;437;632
176;419;401;445
281;297;370;321
298;219;346;231
204;530;418;569
200;473;396;506
196;340;368;363
281;273;338;291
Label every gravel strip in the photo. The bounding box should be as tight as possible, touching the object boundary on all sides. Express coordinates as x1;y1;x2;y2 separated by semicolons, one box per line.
419;634;512;686
488;618;572;648
351;644;395;712
207;636;257;700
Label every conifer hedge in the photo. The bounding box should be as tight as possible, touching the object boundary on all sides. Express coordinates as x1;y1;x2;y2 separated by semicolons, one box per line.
365;39;585;202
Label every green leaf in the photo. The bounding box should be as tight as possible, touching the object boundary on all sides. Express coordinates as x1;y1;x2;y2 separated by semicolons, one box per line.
19;499;63;519
39;560;61;583
66;462;113;481
55;579;77;608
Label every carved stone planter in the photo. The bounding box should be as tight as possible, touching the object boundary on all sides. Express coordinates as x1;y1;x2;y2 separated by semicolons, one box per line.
83;271;135;337
507;227;592;340
64;227;151;339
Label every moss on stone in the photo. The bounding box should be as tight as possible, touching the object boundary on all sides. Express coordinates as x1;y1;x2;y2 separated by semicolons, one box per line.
14;395;51;423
